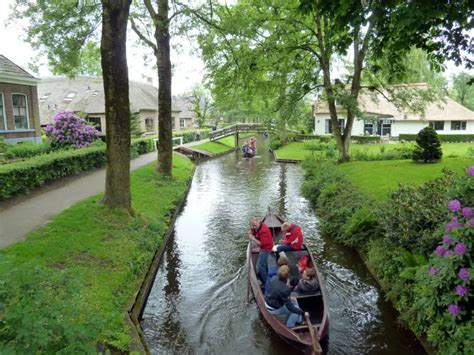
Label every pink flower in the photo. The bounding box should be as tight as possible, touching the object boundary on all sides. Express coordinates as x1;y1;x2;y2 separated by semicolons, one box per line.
454;243;468;256
448;304;461;316
442;235;452;245
429;267;439;275
467;166;474;176
448;199;461;212
455;285;468;297
458;268;470;281
462;207;473;218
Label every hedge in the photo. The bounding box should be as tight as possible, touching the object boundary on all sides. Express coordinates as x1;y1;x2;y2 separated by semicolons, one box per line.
0;138;155;200
351;136;381;144
399;134;474;143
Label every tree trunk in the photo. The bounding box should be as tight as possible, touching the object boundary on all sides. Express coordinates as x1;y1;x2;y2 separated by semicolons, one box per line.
101;0;132;209
155;0;172;175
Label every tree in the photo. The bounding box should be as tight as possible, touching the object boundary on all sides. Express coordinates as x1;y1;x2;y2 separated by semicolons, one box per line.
412;127;442;163
13;0;133;210
185;86;212;128
129;0;176;175
197;0;472;162
450;72;474;111
101;0;132;209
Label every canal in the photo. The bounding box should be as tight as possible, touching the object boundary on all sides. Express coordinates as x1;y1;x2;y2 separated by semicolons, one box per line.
141;136;424;354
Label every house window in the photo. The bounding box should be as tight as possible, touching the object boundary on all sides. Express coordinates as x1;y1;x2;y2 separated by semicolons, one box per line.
325;119;344;134
145;118;154;132
12;94;29;129
429;121;444;131
180;118;185;128
87;116;102;132
451;121;466;131
0;93;6;130
171;118;175;130
364;121;374;135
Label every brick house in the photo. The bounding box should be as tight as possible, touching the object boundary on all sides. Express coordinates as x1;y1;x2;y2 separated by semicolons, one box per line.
0;55;41;144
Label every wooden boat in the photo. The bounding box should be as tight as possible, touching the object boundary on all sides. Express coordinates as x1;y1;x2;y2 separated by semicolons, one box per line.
246;212;329;354
242;149;256;158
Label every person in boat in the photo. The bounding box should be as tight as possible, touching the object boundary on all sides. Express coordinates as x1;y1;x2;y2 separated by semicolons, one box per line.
294;267;320;294
242;141;249;156
249;136;257;155
265;265;309;327
276;222;304;252
248;217;273;285
265;254;289;291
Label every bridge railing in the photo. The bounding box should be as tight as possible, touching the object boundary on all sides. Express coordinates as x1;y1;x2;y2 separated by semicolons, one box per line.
208;123;266;141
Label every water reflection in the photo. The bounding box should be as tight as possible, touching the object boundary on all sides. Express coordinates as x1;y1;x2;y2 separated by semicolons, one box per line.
141;135;425;355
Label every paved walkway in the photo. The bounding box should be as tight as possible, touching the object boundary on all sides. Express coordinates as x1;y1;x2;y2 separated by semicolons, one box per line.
0;152;157;248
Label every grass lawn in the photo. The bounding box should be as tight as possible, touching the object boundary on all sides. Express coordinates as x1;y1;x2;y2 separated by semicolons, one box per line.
337;158;473;200
192;135;235;155
0;153;194;353
274;140;473;161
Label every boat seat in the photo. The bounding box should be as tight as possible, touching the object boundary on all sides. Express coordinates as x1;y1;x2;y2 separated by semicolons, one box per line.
296;289;322;299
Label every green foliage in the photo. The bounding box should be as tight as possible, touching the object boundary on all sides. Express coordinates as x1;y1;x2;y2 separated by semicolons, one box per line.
0;154;194;352
130;111;143;138
0;137;6;154
400;134;474;143
412;127;443;163
378;174;454;255
394;250;427;281
450;72;474;111
3;141;52;160
12;1;101;77
342;207;381;249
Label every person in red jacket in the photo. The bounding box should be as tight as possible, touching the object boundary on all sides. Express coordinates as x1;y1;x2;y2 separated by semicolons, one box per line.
276;222;304;252
249;217;274;285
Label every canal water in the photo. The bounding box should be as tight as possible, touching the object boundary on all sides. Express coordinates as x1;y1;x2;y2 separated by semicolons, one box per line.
141;136;425;354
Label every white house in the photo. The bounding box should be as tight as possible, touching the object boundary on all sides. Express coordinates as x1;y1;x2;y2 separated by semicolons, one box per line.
313;85;474;137
37;76;195;134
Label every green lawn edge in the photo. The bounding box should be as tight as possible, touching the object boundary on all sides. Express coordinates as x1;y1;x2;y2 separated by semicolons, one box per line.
192;136;236;155
0;153;194;353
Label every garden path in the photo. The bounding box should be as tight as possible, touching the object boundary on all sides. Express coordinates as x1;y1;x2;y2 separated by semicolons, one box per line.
0;151;157;248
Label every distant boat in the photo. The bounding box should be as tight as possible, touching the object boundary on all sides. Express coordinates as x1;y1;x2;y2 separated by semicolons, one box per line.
246;212;329;354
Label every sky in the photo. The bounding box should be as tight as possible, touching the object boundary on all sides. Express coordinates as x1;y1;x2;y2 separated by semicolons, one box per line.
0;0;205;95
0;0;471;95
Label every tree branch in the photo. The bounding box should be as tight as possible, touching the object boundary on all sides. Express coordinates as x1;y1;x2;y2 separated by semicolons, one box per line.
130;16;158;53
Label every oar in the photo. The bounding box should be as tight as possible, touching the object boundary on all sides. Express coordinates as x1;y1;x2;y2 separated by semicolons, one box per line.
304;312;322;355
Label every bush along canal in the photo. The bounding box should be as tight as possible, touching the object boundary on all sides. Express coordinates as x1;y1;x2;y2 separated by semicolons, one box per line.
141;136;424;354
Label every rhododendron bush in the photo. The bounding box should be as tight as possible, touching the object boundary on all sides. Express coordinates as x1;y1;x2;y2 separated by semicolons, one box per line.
411;166;474;354
44;110;100;149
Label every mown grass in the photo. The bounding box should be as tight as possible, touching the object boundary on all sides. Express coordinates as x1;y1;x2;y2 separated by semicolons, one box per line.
274;141;473;161
0;153;194;353
192;136;235;155
336;158;473;200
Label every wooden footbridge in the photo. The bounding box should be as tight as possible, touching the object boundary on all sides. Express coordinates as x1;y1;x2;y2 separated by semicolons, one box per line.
209;123;266;146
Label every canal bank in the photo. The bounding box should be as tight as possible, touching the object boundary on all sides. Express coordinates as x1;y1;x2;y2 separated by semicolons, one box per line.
141;136;424;354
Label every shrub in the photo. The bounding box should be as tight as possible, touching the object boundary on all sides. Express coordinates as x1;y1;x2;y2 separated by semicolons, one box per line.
3;141;52;160
410;193;474;354
342;207;382;248
44;110;101;149
0;139;154;200
412;127;443;163
378;173;455;256
351;136;381;144
400;133;474;143
0;137;7;154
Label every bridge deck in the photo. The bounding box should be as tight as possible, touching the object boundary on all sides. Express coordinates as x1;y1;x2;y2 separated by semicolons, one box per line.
208;123;265;141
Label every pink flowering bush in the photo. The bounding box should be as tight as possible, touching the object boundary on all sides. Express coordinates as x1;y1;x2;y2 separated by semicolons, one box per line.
44;110;100;150
410;166;474;353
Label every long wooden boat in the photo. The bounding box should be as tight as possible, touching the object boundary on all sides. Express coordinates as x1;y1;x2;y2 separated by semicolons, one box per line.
246;212;329;354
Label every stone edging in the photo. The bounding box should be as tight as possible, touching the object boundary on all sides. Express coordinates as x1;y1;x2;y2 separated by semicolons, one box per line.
126;165;196;354
271;148;300;164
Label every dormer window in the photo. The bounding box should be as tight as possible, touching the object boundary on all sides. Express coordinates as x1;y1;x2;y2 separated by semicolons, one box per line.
64;92;76;102
39;93;50;102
